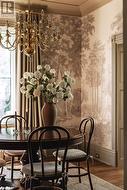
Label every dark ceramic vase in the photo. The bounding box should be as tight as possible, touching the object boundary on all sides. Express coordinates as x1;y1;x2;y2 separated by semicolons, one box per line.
42;102;57;126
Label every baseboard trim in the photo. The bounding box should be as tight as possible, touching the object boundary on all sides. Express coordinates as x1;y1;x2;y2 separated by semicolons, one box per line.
90;144;117;166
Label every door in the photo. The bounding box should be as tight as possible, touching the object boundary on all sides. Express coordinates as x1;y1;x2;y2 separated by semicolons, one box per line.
117;43;124;167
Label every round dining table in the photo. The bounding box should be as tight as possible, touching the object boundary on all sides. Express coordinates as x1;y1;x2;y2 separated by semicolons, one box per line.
0;127;83;165
0;127;83;150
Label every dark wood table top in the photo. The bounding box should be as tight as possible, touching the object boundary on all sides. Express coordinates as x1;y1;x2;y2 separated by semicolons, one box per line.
0;127;83;150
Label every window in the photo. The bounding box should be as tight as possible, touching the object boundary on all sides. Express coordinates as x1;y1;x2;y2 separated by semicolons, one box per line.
0;46;15;118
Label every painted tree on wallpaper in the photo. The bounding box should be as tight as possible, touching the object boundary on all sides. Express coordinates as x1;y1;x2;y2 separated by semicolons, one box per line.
111;12;123;34
41;14;81;127
81;14;95;111
81;13;114;147
81;0;122;149
81;14;95;51
86;41;105;114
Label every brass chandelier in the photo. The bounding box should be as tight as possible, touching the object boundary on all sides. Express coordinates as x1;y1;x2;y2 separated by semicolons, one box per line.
0;1;60;56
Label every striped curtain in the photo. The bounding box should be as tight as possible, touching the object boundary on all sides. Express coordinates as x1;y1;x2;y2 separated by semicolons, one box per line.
16;13;43;131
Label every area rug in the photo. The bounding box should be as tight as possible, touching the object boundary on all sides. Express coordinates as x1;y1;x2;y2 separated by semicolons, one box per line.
67;166;123;190
68;174;123;190
3;167;123;190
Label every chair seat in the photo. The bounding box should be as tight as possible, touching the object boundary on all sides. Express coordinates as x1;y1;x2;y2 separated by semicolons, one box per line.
0;158;6;167
4;150;25;157
22;161;62;177
54;149;87;161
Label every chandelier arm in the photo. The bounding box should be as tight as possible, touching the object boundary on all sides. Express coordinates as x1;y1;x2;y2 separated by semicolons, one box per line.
7;46;17;51
0;42;17;50
0;33;21;49
7;30;17;35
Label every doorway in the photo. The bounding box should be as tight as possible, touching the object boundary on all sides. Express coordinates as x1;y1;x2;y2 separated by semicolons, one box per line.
116;43;124;167
112;33;123;167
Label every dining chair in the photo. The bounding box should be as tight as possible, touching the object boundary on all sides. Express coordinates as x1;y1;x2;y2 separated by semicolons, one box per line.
21;126;70;190
53;117;94;190
0;113;26;181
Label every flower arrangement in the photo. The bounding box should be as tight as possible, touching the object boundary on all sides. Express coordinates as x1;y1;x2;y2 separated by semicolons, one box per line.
20;64;74;103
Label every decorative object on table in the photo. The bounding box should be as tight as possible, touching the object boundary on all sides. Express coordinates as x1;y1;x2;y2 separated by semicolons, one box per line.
0;0;60;57
42;102;57;126
20;64;74;126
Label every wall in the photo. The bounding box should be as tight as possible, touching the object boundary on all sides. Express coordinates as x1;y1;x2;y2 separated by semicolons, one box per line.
81;0;123;151
42;14;82;129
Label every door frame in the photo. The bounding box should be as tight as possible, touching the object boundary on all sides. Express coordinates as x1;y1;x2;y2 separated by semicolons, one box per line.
112;33;123;166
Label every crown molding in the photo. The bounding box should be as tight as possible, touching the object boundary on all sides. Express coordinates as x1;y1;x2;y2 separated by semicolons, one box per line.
15;1;81;16
37;1;81;16
80;0;112;16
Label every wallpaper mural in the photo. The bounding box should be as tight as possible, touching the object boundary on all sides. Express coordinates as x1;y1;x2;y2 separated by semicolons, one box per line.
41;14;81;128
81;0;123;149
41;0;122;149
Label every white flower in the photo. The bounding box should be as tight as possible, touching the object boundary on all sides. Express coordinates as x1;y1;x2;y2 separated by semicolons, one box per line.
56;91;64;100
26;84;33;91
20;78;25;84
34;71;42;79
37;85;44;90
37;65;42;70
47;83;53;91
29;72;34;78
51;88;56;95
42;74;48;81
30;78;37;85
59;81;66;88
50;69;56;75
23;72;29;79
44;64;50;71
66;76;75;85
20;86;26;94
52;97;58;103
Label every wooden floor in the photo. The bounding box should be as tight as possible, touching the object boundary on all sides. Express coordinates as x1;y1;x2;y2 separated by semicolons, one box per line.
88;160;123;188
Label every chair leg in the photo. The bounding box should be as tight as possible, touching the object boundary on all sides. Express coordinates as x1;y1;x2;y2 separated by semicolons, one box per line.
77;162;81;183
0;167;3;175
66;161;69;173
11;156;14;181
62;173;68;190
87;159;93;190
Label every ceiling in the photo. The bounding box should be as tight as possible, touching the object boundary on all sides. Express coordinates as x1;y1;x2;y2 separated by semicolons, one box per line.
15;0;112;16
